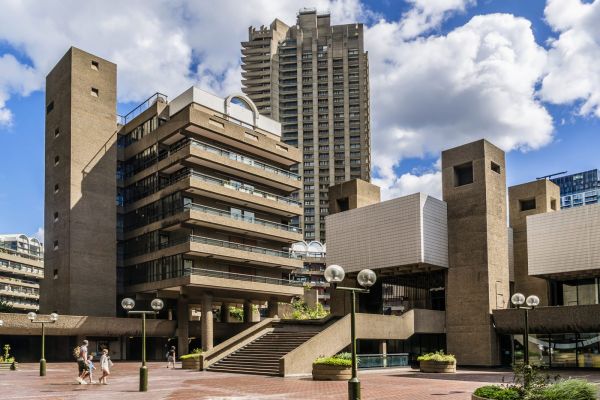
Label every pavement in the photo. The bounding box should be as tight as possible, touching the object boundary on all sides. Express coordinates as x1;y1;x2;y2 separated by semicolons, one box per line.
1;362;600;400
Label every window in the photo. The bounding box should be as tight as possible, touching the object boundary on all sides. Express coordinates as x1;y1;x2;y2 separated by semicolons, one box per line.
53;269;58;280
54;184;59;194
54;156;60;166
53;212;59;222
551;198;557;211
519;198;536;211
336;197;349;212
46;101;54;114
491;162;501;174
53;240;59;250
91;60;99;70
54;128;60;138
454;162;473;187
91;87;99;97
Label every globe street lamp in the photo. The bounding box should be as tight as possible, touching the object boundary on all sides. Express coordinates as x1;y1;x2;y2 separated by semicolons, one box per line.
0;320;3;327
121;297;164;392
325;264;377;400
511;293;539;367
27;312;59;376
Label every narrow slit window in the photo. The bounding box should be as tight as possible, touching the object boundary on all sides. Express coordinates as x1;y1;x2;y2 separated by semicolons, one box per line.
520;198;536;212
91;87;99;97
54;184;59;194
54;212;59;222
91;60;99;70
53;240;59;250
46;101;54;114
54;128;60;138
491;162;501;174
54;156;60;165
454;162;473;187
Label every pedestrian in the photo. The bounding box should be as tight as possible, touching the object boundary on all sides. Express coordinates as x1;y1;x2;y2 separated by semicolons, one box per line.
87;355;96;384
166;346;176;368
76;339;89;384
99;348;112;385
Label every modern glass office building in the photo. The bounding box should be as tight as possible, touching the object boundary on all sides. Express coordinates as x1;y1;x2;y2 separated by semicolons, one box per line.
551;169;600;208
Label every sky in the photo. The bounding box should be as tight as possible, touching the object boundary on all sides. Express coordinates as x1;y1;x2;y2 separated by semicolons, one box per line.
0;0;599;242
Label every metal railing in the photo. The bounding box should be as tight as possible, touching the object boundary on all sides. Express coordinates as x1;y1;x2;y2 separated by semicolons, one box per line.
184;203;301;233
0;244;43;261
118;92;168;125
357;353;409;369
185;267;303;287
189;235;300;259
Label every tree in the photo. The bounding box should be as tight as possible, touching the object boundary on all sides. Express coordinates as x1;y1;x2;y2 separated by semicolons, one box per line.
0;301;15;313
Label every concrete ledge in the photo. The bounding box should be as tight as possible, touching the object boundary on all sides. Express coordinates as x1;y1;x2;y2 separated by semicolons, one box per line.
312;364;351;380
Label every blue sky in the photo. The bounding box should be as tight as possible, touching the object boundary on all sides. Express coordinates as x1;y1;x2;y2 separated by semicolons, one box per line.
0;0;599;240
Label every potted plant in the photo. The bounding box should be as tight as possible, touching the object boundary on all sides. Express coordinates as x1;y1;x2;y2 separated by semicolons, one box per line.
417;351;456;373
312;352;353;381
180;348;202;370
0;344;17;371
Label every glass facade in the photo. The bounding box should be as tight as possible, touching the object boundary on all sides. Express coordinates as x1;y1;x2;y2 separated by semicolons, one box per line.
550;278;600;306
512;333;600;368
551;169;600;209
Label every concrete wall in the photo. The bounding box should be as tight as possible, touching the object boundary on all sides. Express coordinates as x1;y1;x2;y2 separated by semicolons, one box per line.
508;179;560;304
442;139;510;366
328;179;380;215
528;202;600;277
326;192;448;273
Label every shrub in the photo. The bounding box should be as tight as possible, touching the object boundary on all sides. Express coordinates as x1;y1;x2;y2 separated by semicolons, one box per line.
180;349;202;360
283;299;329;320
417;351;456;363
538;379;597;400
474;386;520;400
313;353;353;367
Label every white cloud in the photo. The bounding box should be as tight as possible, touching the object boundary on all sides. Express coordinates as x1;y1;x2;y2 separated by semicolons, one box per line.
366;13;553;199
540;0;600;117
374;170;442;201
399;0;476;38
0;54;40;126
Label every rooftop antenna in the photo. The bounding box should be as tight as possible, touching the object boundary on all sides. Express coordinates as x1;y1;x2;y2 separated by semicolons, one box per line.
536;171;568;180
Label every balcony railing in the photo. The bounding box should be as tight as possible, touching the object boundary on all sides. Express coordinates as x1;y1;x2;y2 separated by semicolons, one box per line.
185;203;302;234
0;244;43;261
185;267;303;287
357;353;409;369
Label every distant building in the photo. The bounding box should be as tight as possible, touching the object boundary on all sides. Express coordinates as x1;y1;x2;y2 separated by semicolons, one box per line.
550;169;600;208
290;241;329;308
0;234;44;312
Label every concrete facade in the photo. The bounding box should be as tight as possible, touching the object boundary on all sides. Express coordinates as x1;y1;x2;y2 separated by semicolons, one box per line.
328;179;380;215
528;202;600;277
0;235;44;312
42;47;117;317
442;139;510;366
242;10;371;242
326;193;448;274
508;179;560;305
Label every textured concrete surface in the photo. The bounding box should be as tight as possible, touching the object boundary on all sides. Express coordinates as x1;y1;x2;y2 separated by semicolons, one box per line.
0;362;529;400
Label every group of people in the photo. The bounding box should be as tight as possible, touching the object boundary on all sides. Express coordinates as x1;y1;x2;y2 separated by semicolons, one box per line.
75;339;112;385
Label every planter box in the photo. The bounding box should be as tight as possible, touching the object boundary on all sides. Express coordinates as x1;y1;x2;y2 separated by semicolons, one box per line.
312;364;352;381
0;362;17;371
181;358;201;370
419;360;456;373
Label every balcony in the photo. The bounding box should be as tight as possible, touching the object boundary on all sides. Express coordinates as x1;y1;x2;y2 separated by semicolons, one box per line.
126;267;304;301
0;261;44;279
124;235;303;269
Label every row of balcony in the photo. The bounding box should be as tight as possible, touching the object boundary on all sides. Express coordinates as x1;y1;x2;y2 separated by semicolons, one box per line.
0;244;43;261
0;296;38;310
0;261;44;279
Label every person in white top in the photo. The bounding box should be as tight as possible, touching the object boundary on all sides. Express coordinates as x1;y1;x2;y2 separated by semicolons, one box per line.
99;348;111;385
76;340;89;384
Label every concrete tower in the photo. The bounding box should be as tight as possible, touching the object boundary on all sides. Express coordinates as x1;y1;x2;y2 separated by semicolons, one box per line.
442;139;510;366
41;47;117;316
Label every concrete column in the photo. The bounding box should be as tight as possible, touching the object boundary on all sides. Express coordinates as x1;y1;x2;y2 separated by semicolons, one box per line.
379;340;388;368
201;294;214;351
243;301;253;323
177;298;189;356
220;302;230;322
267;298;278;318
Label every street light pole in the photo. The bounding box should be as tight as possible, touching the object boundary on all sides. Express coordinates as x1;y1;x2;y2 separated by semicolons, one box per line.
324;265;377;400
511;293;539;389
27;312;59;376
121;297;164;392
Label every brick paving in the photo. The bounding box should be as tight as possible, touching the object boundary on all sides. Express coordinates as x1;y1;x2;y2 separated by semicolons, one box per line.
2;362;600;400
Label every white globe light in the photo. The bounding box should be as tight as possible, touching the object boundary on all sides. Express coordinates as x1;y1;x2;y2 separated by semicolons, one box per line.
50;313;59;322
151;298;164;311
0;320;4;327
324;264;345;284
27;312;37;321
357;269;377;288
121;297;135;311
526;295;540;308
511;293;526;306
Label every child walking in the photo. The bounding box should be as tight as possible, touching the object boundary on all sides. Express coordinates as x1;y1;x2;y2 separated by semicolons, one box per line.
87;355;96;384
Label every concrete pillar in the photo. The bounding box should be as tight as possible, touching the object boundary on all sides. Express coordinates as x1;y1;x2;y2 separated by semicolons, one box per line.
201;294;214;351
267;298;278;318
379;340;388;368
220;302;230;322
177;298;189;356
243;301;252;323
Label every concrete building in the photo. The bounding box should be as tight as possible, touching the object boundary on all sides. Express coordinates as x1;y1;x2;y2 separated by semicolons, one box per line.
550;169;600;209
0;234;44;312
289;241;329;308
40;47;305;355
242;9;371;242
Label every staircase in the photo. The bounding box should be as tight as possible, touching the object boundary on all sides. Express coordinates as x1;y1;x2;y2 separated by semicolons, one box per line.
207;329;320;376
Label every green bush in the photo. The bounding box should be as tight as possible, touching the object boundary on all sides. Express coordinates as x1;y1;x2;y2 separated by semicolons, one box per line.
313;353;353;367
180;349;202;360
284;299;329;320
474;386;520;400
417;350;456;363
538;379;597;400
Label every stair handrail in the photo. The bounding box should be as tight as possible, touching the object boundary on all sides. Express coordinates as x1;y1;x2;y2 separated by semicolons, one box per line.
199;317;277;370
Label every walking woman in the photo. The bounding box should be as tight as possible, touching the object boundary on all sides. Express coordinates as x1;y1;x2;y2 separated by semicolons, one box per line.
99;348;111;385
167;346;176;369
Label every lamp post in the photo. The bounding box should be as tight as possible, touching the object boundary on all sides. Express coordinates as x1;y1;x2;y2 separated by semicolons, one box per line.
121;297;164;392
27;312;59;376
324;264;377;400
511;293;539;389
